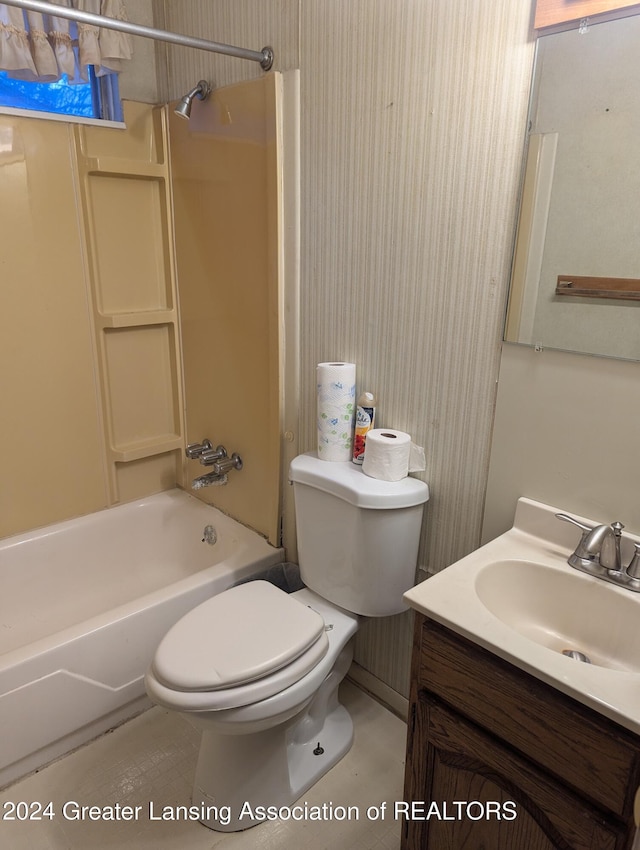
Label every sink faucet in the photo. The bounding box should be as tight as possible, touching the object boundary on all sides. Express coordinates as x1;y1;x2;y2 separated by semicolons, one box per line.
556;513;640;592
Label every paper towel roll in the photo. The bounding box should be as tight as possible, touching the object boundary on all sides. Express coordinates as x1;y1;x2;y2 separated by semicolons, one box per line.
317;362;356;461
362;429;426;481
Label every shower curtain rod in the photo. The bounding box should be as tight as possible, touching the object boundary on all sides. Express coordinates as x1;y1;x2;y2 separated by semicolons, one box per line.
2;0;274;70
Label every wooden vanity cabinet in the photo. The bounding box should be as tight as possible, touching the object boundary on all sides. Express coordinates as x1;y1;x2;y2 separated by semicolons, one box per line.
401;615;640;850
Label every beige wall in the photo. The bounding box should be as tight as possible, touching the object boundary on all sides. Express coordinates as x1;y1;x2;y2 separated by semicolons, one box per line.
117;0;159;103
483;344;640;544
161;1;536;697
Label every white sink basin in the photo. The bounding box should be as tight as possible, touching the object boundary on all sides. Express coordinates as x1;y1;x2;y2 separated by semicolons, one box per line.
403;497;640;734
474;559;640;673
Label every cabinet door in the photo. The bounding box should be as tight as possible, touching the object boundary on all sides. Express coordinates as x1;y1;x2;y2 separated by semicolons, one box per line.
402;695;624;850
535;0;640;28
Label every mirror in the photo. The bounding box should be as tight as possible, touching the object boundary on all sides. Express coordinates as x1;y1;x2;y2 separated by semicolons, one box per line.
504;14;640;361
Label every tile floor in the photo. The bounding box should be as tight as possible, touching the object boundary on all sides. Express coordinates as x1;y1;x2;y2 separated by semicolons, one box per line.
0;681;407;849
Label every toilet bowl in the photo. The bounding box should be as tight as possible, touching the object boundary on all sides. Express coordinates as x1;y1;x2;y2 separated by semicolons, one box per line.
144;583;359;830
145;452;429;831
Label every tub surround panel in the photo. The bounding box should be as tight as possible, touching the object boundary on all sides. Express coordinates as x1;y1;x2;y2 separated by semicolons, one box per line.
84;175;171;315
0;101;184;539
170;75;282;546
114;451;180;506
0;115;107;539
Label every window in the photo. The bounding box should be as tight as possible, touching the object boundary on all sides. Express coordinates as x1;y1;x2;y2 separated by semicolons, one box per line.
0;67;122;122
0;2;130;124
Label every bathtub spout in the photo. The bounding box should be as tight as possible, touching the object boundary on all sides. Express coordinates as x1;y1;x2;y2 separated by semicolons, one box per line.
192;472;228;489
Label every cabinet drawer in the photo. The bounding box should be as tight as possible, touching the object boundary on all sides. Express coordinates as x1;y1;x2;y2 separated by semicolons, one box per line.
417;617;640;819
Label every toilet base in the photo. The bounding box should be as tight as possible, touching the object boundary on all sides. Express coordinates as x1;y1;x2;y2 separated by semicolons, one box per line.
191;644;354;831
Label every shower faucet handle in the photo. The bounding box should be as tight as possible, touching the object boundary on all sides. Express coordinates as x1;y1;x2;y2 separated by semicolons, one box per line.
185;439;212;460
200;445;227;465
211;453;243;475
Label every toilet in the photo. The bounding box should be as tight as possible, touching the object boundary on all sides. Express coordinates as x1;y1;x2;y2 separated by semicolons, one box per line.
144;452;429;831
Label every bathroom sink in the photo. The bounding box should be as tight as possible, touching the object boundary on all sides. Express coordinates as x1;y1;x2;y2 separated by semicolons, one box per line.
403;497;640;735
474;559;640;673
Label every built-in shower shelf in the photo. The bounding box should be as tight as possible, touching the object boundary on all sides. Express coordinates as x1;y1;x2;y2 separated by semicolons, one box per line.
73;104;185;502
83;157;165;180
110;434;183;463
98;310;176;329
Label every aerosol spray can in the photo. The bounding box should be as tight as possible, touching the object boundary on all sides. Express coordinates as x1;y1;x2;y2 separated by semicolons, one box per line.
352;391;376;465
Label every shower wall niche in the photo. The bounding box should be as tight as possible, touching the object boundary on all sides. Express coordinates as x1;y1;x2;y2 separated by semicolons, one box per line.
76;103;184;504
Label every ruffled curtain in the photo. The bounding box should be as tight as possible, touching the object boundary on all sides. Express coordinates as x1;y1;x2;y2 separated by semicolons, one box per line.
0;0;132;81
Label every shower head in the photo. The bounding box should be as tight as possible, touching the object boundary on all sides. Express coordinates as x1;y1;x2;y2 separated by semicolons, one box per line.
174;80;211;119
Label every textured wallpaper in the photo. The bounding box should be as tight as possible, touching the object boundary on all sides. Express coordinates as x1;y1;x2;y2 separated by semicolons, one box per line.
162;0;535;697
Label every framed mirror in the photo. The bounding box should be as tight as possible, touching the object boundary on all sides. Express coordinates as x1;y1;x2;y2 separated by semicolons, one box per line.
504;13;640;360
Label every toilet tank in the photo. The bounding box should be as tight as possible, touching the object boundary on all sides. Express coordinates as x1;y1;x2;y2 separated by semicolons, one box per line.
289;453;429;617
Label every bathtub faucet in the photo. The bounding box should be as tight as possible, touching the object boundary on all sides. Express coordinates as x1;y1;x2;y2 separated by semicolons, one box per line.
192;471;228;488
186;439;227;464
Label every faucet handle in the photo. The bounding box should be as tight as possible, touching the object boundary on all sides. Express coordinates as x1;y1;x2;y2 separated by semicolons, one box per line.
200;445;227;465
626;542;640;580
555;513;592;534
212;452;243;474
555;513;598;564
557;514;625;572
186;439;212;459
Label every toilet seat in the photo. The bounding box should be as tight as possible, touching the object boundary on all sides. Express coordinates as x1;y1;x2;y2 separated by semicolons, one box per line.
149;581;330;710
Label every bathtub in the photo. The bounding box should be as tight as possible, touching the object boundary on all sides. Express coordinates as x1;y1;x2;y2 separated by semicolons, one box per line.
0;489;283;789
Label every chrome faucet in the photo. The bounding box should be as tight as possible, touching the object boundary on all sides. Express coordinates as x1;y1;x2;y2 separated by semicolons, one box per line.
185;439;213;460
207;453;243;475
192;471;228;489
185;439;243;488
556;513;640;592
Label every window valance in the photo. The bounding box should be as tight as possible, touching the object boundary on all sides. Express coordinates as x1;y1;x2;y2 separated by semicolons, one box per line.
0;0;132;81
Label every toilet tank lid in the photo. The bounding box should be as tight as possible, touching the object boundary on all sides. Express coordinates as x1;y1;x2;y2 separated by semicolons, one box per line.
289;452;429;509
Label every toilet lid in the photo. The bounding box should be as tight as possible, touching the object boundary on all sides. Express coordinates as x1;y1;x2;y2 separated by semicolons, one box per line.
152;581;326;692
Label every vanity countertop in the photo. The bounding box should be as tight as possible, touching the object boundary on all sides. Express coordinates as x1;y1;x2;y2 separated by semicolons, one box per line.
404;497;640;735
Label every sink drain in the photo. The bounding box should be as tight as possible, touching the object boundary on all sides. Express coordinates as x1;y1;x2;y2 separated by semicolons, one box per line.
562;649;591;664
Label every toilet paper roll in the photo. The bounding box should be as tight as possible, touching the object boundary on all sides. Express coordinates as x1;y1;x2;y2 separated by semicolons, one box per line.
362;429;426;481
317;362;356;461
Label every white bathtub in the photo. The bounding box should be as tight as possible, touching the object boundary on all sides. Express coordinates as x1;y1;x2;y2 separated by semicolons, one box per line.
0;489;283;788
